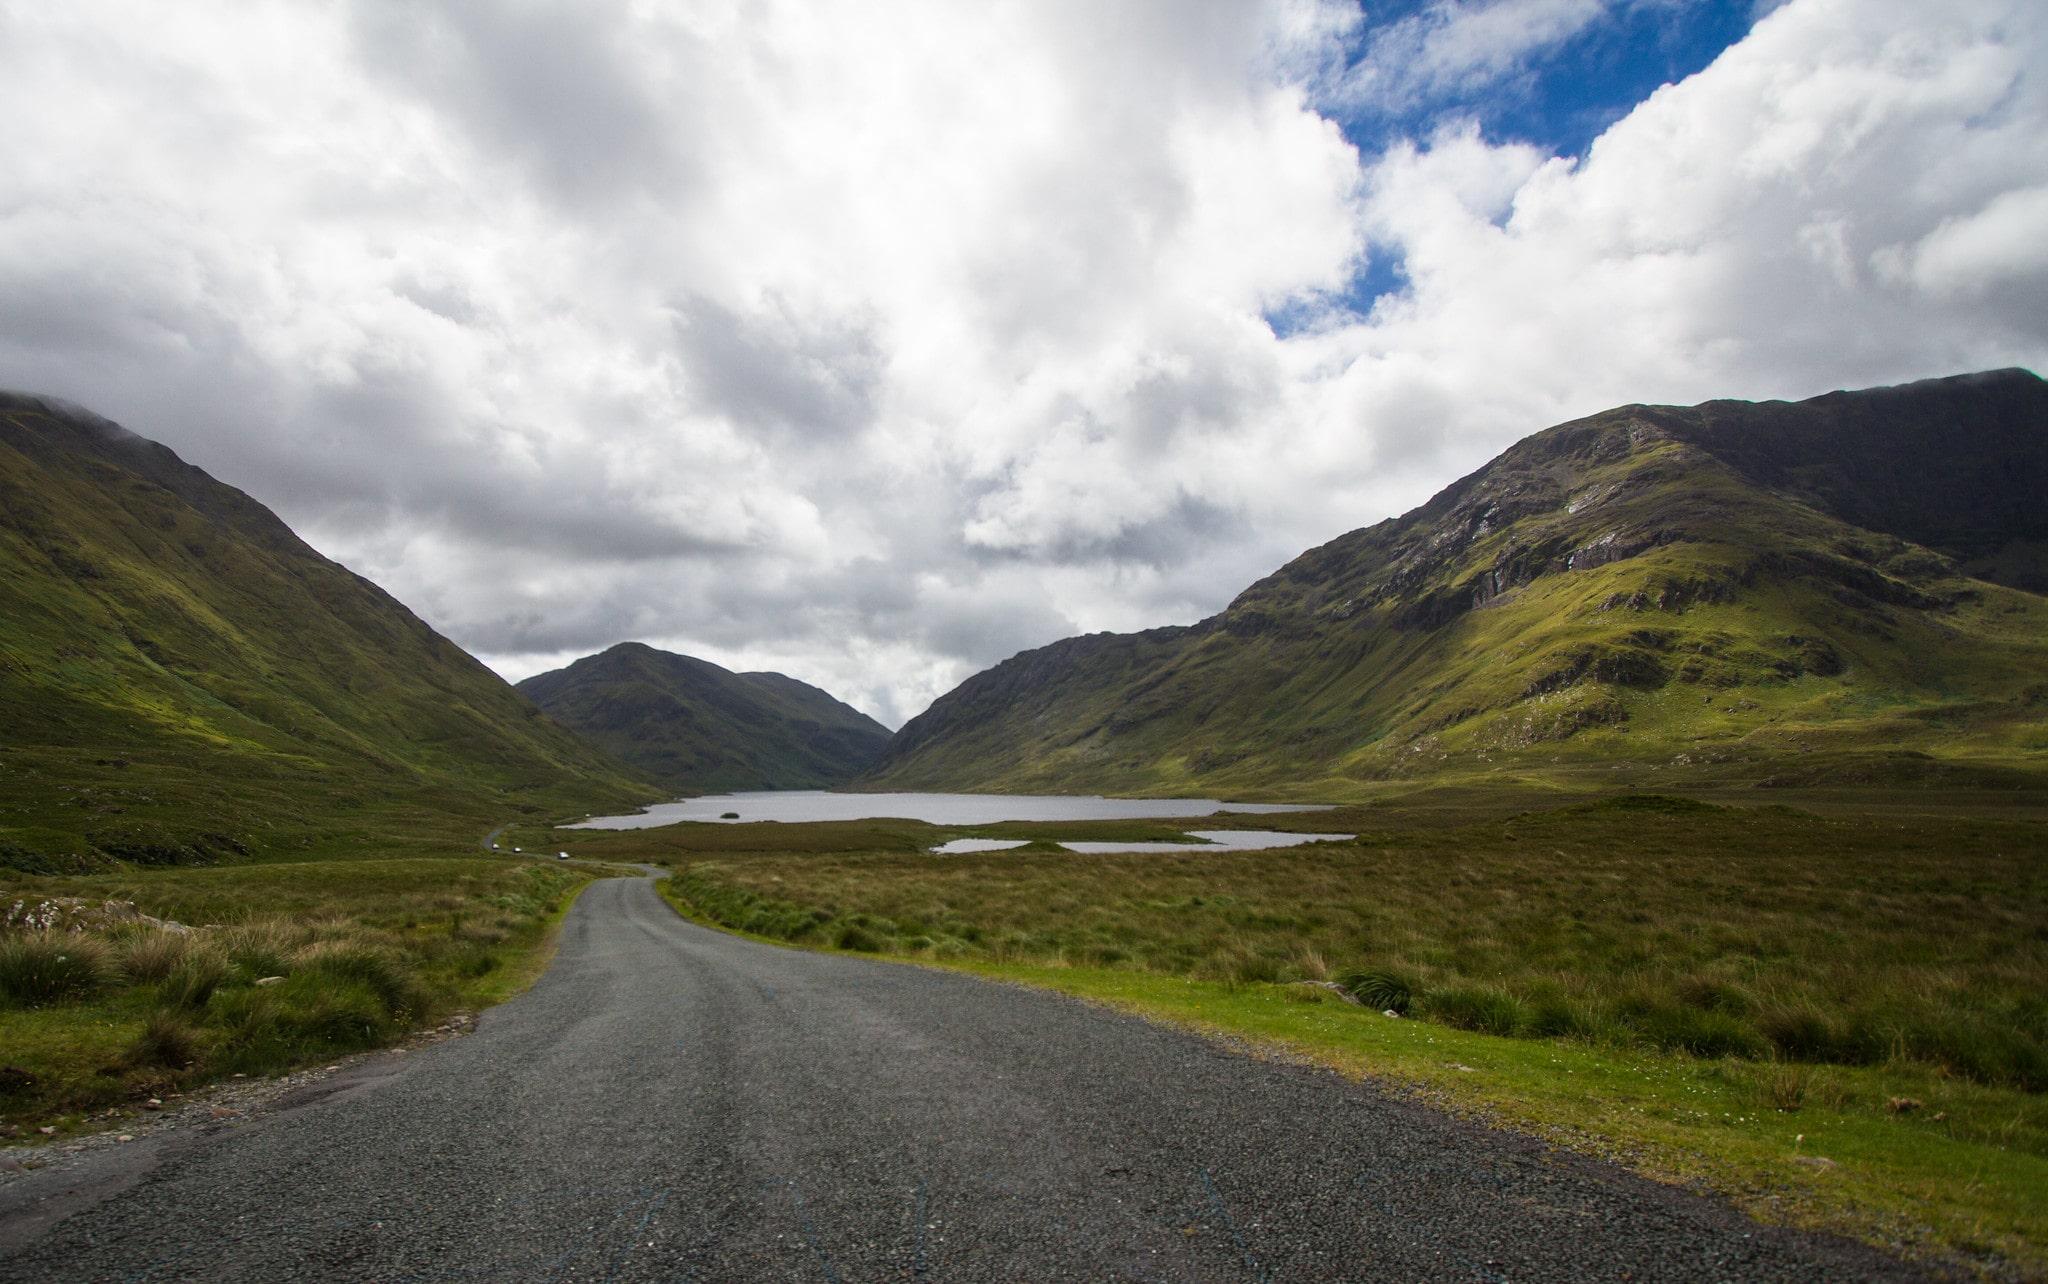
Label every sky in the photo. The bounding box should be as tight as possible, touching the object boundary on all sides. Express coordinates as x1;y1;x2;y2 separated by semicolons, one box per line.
2;0;2044;727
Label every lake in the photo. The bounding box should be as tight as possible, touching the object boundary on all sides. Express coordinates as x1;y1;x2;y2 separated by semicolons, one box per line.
565;790;1325;829
932;830;1352;854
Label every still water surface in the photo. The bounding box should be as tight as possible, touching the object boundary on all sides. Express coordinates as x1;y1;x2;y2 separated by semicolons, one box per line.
931;830;1351;855
567;790;1324;829
1057;830;1351;853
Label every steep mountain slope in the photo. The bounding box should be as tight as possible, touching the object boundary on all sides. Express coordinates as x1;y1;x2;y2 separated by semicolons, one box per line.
0;393;655;870
872;370;2048;796
516;643;892;792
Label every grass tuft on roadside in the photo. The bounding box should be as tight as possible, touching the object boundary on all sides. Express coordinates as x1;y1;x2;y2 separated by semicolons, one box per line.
0;858;593;1130
0;933;120;1006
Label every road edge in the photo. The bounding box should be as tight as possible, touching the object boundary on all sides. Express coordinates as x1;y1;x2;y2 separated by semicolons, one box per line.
648;872;1987;1280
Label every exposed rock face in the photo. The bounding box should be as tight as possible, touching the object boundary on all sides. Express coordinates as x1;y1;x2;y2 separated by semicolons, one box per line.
517;643;893;792
869;370;2048;794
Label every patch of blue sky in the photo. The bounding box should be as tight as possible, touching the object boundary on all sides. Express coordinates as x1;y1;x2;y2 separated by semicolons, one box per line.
1284;0;1767;326
1336;0;1763;158
1264;252;1408;338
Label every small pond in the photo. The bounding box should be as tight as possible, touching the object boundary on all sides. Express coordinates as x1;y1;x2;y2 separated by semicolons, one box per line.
929;830;1352;855
1056;830;1353;854
567;790;1326;830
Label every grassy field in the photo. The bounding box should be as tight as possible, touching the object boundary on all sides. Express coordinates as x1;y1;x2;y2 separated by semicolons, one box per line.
0;856;597;1132
554;789;2048;1272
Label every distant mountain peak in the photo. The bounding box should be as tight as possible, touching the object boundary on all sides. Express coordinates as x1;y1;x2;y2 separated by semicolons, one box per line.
518;643;890;792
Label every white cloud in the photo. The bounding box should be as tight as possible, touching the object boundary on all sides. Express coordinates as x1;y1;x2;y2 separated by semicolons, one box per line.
1292;0;2048;502
0;0;2042;728
1325;0;1614;114
1881;185;2048;298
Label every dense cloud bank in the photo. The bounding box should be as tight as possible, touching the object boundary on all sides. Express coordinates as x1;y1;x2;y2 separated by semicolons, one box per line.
2;0;2043;724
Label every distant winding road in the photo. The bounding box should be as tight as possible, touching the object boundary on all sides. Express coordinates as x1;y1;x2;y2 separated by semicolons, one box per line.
0;872;1919;1282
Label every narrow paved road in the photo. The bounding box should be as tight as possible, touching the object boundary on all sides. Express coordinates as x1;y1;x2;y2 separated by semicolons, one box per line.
1;874;1918;1282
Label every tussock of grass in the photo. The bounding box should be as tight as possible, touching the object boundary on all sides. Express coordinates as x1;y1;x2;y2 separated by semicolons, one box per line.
1423;984;1527;1037
215;920;295;979
0;934;118;1006
291;939;422;1019
127;1010;202;1070
119;930;196;983
156;946;229;1010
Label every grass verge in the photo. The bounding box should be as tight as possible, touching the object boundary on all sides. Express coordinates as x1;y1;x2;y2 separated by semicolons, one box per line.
1;856;597;1134
946;963;2046;1276
639;792;2048;1275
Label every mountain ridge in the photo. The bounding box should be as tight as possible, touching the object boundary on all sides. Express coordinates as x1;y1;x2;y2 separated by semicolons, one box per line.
869;369;2048;796
0;392;656;870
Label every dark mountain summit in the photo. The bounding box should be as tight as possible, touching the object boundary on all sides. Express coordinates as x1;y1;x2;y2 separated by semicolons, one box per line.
870;370;2048;796
0;393;653;871
517;642;892;793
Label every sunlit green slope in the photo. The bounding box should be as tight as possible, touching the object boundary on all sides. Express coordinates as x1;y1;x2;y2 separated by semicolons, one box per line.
0;394;655;870
871;370;2048;797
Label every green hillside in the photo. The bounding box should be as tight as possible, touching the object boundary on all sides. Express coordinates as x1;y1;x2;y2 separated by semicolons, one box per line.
871;370;2048;797
516;642;893;792
0;393;656;871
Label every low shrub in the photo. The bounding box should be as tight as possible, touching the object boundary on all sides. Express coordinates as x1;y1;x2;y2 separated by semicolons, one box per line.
0;934;118;1007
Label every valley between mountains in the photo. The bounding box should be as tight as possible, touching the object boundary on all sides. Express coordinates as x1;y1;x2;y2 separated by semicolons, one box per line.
2;372;2045;1279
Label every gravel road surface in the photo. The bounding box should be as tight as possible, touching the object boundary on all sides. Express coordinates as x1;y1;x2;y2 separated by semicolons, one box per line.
0;872;1922;1282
